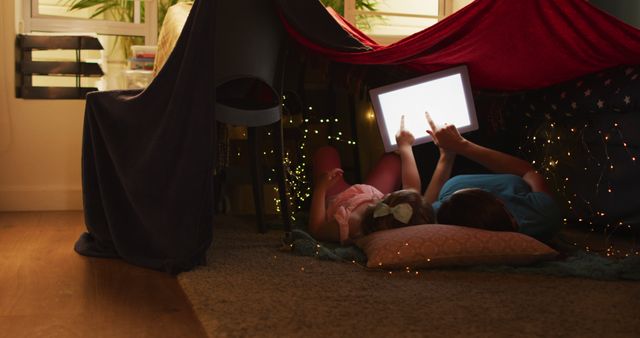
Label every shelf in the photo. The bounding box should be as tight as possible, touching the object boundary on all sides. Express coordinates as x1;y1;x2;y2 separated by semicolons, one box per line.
19;61;104;76
15;34;104;100
17;35;103;50
17;87;98;100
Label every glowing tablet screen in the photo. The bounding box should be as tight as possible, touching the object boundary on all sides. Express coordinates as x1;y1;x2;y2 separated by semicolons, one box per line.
369;65;478;152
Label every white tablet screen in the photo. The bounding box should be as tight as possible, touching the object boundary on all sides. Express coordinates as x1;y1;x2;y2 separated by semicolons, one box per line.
369;65;478;152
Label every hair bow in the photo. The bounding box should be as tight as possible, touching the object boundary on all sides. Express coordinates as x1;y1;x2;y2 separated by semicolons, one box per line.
373;202;413;224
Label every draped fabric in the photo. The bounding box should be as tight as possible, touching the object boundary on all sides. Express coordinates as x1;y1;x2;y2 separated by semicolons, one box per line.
74;0;215;274
277;0;640;91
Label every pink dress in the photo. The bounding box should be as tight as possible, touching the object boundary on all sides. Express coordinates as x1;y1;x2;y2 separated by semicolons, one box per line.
325;184;384;244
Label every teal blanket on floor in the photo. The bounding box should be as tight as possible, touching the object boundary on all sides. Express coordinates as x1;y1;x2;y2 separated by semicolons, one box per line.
288;229;640;281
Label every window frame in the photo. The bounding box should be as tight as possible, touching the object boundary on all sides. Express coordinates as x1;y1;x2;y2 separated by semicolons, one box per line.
20;0;158;44
343;0;454;45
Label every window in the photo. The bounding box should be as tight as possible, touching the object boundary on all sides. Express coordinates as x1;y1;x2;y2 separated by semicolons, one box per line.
20;0;157;44
344;0;473;45
17;0;159;91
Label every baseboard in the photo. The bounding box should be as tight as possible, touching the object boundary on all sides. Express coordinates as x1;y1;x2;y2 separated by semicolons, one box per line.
0;186;83;211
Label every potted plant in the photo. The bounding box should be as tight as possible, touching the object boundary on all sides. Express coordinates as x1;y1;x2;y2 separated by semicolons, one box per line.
61;0;192;57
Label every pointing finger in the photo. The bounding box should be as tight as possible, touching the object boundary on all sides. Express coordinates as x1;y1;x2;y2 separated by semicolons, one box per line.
425;111;437;133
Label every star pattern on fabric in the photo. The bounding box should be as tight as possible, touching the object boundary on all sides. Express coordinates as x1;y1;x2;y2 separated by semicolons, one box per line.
515;65;637;119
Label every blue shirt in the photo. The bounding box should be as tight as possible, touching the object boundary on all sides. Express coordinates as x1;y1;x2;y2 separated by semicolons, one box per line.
432;174;562;242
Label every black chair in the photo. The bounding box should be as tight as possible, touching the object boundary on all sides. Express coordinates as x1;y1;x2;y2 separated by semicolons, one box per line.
214;0;290;233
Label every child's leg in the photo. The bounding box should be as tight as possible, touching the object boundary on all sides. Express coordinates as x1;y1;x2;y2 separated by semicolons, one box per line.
312;146;351;197
363;152;402;194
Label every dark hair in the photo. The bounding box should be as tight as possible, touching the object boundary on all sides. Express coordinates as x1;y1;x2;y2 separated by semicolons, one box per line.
436;188;517;232
361;189;435;235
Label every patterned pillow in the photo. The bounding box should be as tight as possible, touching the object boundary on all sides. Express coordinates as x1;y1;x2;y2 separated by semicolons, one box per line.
355;224;558;269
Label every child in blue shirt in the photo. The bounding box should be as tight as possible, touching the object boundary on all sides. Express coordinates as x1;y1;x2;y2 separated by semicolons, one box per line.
424;115;561;242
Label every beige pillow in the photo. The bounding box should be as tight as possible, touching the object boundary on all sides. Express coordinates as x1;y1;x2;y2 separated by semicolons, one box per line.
355;224;558;269
154;2;193;76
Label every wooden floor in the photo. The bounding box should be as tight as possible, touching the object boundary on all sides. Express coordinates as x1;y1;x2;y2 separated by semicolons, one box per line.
0;211;207;338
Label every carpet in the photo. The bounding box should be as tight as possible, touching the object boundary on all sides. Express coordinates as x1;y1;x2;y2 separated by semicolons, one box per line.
178;215;640;338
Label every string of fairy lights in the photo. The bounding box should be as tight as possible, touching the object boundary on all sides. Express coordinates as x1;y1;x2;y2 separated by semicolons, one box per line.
272;242;425;277
276;103;358;222
230;95;358;226
518;117;639;257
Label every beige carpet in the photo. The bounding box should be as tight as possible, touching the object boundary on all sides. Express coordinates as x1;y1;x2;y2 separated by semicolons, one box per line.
178;215;640;338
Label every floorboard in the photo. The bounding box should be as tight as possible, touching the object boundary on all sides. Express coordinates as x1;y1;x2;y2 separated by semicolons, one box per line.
0;211;207;338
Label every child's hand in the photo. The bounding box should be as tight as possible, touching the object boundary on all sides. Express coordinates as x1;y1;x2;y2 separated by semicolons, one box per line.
316;168;344;191
425;111;464;155
395;115;415;148
428;123;466;154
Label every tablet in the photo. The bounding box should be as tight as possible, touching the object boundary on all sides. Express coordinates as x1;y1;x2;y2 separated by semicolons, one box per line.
369;65;478;152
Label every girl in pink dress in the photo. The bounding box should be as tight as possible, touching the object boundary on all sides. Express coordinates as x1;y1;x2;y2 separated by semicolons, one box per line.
308;117;434;244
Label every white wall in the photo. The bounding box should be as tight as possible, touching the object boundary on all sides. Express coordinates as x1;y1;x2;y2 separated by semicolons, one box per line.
0;0;84;211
